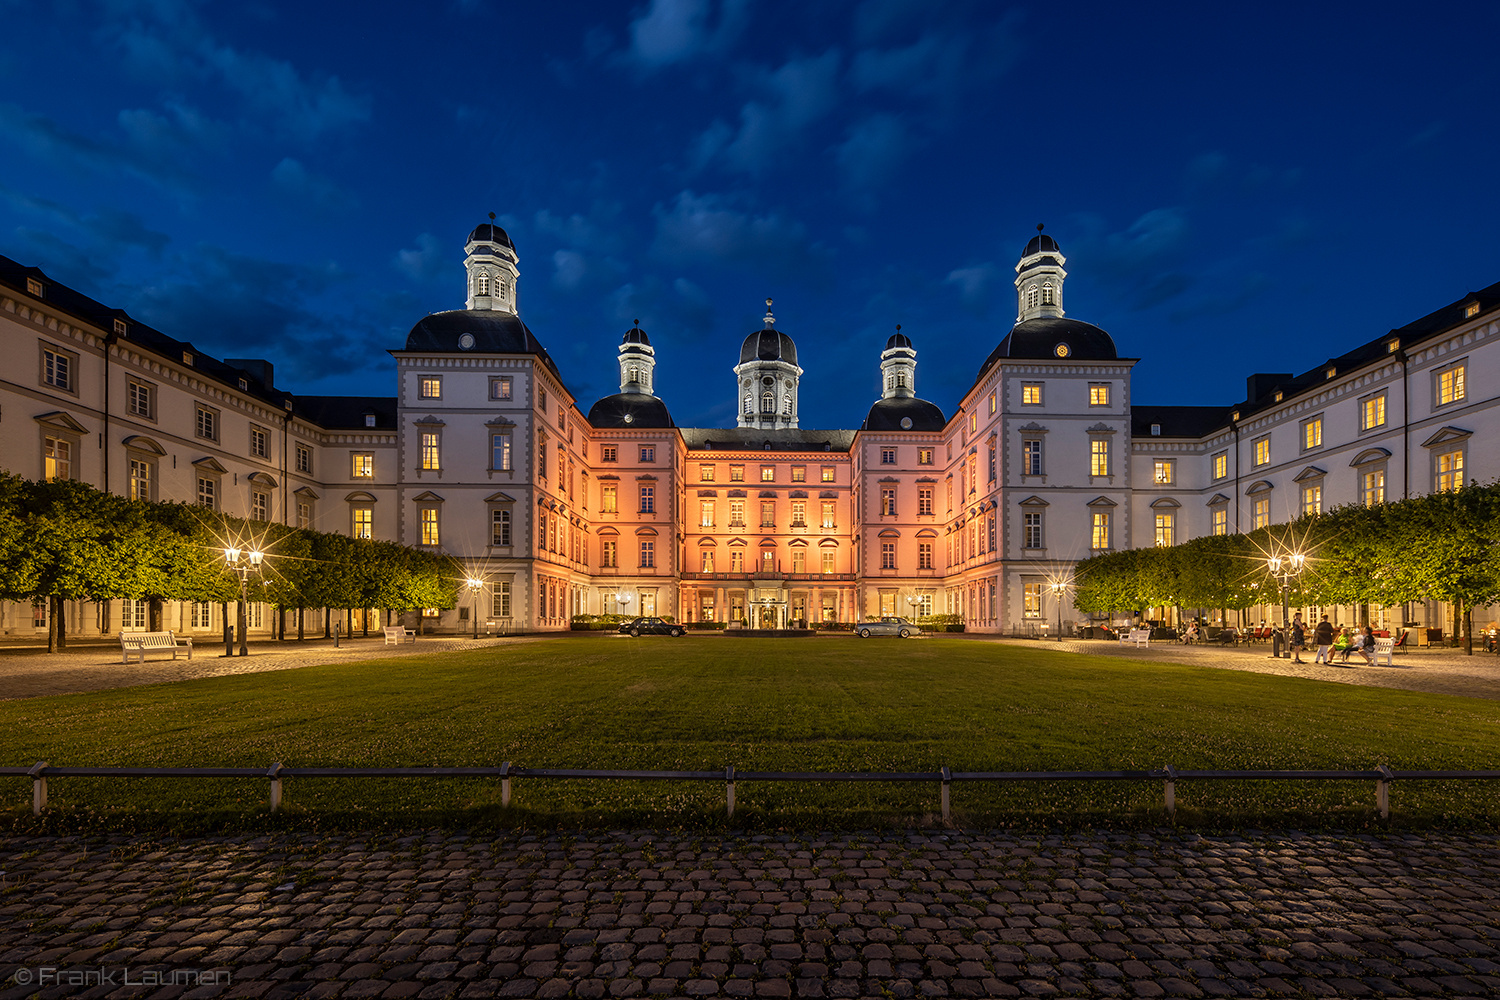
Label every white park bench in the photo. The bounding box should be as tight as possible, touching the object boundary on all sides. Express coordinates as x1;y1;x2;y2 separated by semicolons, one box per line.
1120;628;1151;648
119;631;192;663
1371;637;1395;666
384;626;417;646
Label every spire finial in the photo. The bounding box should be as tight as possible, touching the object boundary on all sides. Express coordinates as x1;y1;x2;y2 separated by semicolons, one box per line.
1037;222;1044;233
489;212;497;222
895;323;901;331
764;297;775;328
634;318;639;327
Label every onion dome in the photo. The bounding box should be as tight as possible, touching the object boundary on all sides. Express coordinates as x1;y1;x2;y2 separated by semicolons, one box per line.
739;328;797;365
587;393;675;429
622;323;651;347
886;330;913;350
862;396;947;432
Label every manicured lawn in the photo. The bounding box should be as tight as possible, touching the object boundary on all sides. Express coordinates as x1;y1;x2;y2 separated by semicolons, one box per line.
3;635;1497;830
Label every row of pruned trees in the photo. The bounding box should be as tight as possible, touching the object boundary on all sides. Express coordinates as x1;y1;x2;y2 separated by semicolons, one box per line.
1072;481;1500;652
0;473;460;650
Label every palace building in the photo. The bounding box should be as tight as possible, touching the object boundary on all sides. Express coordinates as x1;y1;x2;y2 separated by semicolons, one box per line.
2;223;1496;638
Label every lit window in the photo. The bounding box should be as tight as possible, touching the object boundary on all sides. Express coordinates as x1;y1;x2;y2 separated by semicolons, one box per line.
700;464;715;482
1089;383;1110;406
196;406;217;441
1154;513;1174;547
1302;484;1322;516
1254;437;1270;466
420;377;442;399
918;488;933;515
128;458;151;500
1023;511;1043;549
1303;417;1323;450
43;436;72;481
791;500;806;526
1361;393;1387;430
421;433;440;470
761;465;775;481
491;377;512;400
1465;301;1481;318
918;449;933;465
821;550;835;574
492;433;512;471
791;466;806;482
352;453;374;478
1022;383;1042;405
639;485;655;513
1436;450;1464;492
1153;460;1173;485
352;508;373;539
821;501;835;529
729;500;745;526
1211;508;1227;536
988;392;997;414
821;466;835;482
1090;439;1110;476
1437;364;1466;406
1023;582;1043;618
701;549;715;573
700;500;714;528
127;380;153;418
731;465;745;482
880;487;897;516
602;485;617;513
760;500;775;527
421;508;440;545
1023;439;1042;476
1091;512;1110;550
1253;497;1271;529
1213;452;1228;480
27;276;44;296
1363;469;1385;506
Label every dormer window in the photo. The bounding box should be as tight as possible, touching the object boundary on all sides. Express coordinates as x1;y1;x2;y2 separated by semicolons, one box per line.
183;351;195;366
1465;301;1481;318
364;413;376;428
1273;391;1283;403
1387;338;1400;352
114;318;128;335
1325;366;1336;379
26;277;44;297
238;378;249;391
1150;423;1161;436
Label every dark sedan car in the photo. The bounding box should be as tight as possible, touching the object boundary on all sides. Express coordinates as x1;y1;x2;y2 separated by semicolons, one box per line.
617;616;686;637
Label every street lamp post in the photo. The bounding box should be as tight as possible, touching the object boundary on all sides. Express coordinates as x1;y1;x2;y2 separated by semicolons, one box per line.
616;593;633;621
222;547;264;657
1050;580;1067;641
466;577;483;639
1266;551;1306;659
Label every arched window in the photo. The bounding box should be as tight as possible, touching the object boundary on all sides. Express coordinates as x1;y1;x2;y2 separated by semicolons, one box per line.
477;273;490;296
895;371;907;389
1026;285;1039;309
744;396;754;415
1042;282;1054;305
627;365;640;384
761;391;775;413
783;393;792;414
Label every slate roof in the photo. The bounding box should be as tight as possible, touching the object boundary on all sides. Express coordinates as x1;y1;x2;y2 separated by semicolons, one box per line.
679;427;857;453
586;393;675;429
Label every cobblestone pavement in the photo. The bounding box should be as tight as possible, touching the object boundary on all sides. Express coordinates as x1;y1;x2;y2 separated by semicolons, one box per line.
2;830;1498;999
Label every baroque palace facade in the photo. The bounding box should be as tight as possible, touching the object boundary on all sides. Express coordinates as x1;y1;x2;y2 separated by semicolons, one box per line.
2;224;1497;638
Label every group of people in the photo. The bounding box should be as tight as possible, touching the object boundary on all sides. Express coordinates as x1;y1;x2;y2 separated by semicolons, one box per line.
1287;614;1378;666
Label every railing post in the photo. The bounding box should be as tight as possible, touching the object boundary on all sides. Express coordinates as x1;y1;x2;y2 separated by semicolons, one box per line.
940;765;951;823
1377;764;1394;820
267;762;284;812
1163;764;1177;818
726;765;736;820
29;761;48;816
500;761;511;808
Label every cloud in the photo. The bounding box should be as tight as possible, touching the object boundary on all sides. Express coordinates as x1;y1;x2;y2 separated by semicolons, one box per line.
0;101;193;190
552;249;589;291
270;157;357;211
945;263;1001;315
705;49;842;174
625;0;748;69
393;233;447;283
834;113;912;200
849;6;1023;112
0;183;172;259
1068;207;1196;311
651;190;830;280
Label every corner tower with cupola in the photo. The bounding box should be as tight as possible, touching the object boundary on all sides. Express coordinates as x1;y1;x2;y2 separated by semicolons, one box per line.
734;299;803;429
465;217;520;314
1015;224;1066;322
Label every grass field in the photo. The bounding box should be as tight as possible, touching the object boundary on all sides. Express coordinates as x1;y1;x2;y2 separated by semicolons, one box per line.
3;635;1498;831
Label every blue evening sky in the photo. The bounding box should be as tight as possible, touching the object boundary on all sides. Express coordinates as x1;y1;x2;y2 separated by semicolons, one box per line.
2;0;1497;429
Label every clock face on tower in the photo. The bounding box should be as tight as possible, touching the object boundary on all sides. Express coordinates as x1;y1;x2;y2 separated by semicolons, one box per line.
1054;343;1070;358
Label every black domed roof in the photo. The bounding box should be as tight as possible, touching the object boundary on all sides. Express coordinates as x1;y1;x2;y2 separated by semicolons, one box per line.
404;310;562;379
587;393;674;429
622;325;651;346
863;396;947;432
885;331;912;350
740;328;798;365
978;317;1118;376
467;223;514;250
1023;233;1061;257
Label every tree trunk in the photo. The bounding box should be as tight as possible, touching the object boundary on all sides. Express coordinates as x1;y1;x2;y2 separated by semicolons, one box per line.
46;596;59;652
1462;598;1472;655
148;598;162;633
297;607;305;641
323;607;331;639
362;609;369;638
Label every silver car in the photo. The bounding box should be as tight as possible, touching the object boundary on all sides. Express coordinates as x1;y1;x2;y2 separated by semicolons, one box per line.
857;616;917;638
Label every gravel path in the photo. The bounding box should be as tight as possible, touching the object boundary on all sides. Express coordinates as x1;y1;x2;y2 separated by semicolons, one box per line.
2;829;1498;999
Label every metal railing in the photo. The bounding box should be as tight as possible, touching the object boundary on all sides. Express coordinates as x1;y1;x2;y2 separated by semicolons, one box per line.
6;761;1499;821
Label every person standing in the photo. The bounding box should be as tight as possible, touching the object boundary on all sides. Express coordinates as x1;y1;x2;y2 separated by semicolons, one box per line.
1289;613;1307;664
1313;614;1335;664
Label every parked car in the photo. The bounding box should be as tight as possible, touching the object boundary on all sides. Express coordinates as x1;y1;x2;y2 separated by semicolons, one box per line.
857;616;916;638
618;616;686;637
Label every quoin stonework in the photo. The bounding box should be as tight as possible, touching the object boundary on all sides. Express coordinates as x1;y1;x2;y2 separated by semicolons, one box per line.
3;224;1496;636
